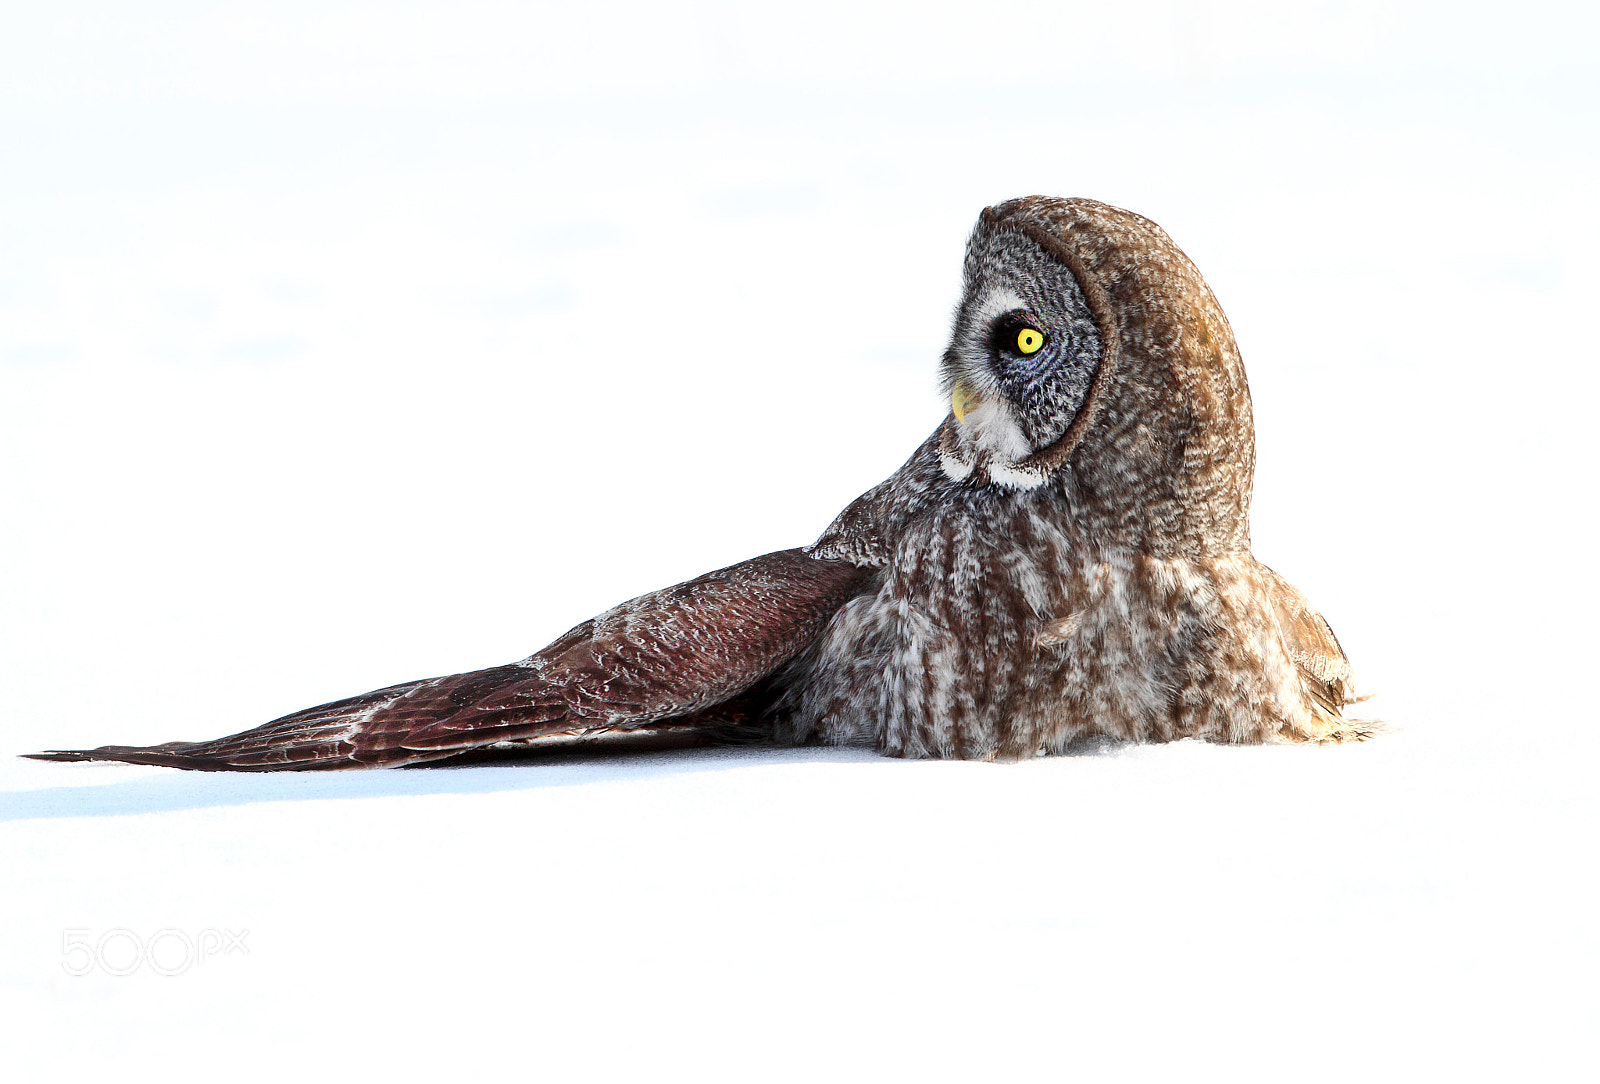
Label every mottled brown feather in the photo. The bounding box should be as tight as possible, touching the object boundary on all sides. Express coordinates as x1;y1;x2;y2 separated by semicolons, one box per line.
29;550;871;770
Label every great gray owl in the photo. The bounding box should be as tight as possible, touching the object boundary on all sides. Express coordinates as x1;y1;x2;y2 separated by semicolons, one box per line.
29;196;1369;770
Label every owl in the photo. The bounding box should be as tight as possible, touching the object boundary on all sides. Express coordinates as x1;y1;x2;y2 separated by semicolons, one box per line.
30;197;1369;770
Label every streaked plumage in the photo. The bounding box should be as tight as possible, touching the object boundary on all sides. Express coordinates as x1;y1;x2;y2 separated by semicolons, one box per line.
29;196;1370;771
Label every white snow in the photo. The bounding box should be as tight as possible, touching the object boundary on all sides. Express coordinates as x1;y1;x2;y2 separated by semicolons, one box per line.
2;2;1597;1080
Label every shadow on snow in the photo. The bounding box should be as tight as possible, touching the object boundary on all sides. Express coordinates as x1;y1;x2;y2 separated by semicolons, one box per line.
1;744;886;823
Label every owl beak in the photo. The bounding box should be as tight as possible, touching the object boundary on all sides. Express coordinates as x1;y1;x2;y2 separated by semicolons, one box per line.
951;380;978;424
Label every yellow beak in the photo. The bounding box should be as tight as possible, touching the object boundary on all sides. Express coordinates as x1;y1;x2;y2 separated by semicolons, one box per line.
951;380;977;424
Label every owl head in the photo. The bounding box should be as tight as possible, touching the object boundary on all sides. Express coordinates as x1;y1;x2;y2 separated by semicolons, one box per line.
938;197;1255;553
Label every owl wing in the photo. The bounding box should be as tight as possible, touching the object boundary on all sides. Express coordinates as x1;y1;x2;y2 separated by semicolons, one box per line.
26;549;874;770
1257;563;1357;716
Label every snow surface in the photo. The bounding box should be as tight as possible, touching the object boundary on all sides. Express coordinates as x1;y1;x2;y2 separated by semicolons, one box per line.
2;2;1597;1080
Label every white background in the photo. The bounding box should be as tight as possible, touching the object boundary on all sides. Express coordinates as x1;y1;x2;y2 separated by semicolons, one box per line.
2;2;1596;1080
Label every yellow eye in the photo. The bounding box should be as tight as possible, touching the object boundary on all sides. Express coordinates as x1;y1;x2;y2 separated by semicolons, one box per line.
1017;328;1044;354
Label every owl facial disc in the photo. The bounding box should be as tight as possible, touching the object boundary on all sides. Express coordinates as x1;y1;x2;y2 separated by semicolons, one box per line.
938;221;1108;488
